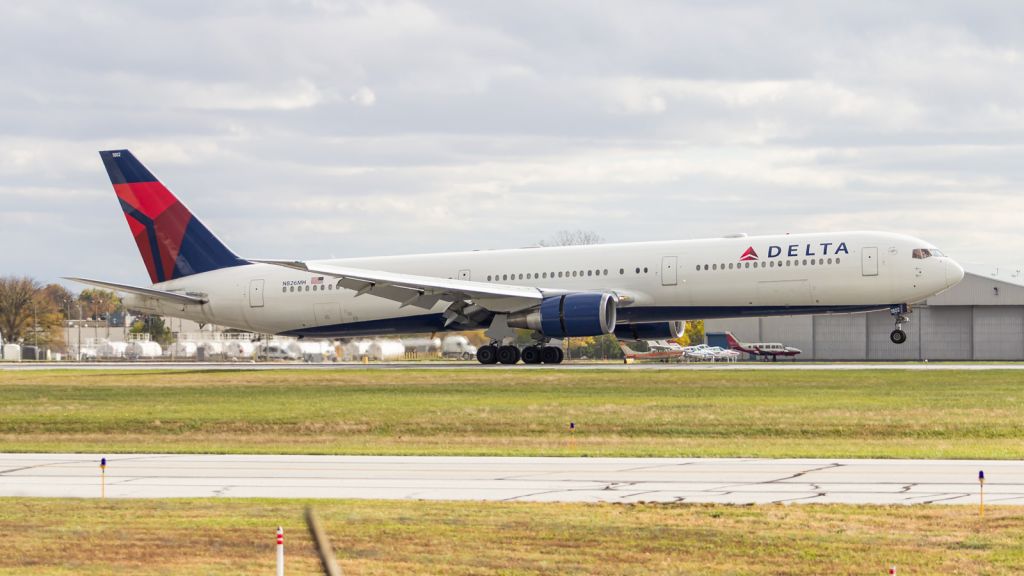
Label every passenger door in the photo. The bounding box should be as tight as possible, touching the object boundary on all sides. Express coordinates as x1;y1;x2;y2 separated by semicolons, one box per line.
249;279;265;307
862;247;878;276
661;256;678;286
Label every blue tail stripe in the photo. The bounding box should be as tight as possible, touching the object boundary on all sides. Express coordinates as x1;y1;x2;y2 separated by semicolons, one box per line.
173;217;248;278
101;150;157;184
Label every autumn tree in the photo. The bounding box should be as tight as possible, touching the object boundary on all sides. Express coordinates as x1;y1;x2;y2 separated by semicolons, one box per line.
0;277;66;348
130;315;172;346
77;289;121;320
0;276;38;343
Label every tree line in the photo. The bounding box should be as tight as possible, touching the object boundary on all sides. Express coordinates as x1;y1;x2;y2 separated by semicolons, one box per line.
0;276;120;348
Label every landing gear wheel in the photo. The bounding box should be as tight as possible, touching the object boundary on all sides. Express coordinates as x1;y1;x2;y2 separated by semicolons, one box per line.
497;345;521;365
521;346;543;365
476;345;498;365
890;329;907;345
541;346;564;364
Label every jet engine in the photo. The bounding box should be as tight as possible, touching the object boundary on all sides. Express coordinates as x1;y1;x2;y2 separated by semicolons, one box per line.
613;321;686;342
508;293;618;337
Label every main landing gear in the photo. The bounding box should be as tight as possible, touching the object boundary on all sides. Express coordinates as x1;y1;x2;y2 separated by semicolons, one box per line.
890;303;911;345
476;343;564;365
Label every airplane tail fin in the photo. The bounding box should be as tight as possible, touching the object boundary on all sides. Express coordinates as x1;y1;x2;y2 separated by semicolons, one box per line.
99;150;248;284
724;332;741;350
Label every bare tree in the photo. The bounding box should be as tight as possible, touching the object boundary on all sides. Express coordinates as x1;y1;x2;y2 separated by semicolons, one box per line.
539;229;604;247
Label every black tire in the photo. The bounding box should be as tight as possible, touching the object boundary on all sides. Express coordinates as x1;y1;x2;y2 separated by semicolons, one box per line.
890;329;907;345
554;347;564;364
476;345;498;364
541;346;563;364
497;345;521;364
521;346;542;364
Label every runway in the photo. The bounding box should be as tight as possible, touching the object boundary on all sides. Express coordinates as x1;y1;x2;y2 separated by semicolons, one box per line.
2;454;1020;505
2;361;1023;371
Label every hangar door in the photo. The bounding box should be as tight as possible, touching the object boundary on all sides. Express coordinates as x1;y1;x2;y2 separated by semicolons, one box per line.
862;247;878;276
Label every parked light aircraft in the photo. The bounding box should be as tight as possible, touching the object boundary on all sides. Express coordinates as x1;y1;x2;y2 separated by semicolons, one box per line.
618;339;688;363
724;332;802;361
68;150;965;365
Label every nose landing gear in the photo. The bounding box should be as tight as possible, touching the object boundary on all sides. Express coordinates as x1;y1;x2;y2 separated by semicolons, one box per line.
889;304;910;345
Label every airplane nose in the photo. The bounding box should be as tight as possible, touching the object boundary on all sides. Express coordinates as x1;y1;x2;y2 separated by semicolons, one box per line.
946;259;965;287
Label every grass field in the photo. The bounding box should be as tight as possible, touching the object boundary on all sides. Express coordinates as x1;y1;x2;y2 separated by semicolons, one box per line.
2;366;1024;457
1;368;1023;458
3;498;1022;575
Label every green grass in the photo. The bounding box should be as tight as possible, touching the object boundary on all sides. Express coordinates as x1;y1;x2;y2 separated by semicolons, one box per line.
1;368;1024;458
3;498;1023;575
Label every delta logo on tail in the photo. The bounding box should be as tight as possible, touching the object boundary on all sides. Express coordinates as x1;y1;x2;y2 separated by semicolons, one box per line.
739;247;759;261
100;150;247;284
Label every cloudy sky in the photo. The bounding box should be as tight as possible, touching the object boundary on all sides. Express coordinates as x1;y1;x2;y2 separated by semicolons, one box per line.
2;0;1022;285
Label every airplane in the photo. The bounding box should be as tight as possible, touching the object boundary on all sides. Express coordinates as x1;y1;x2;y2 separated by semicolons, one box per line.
67;149;966;365
618;339;688;363
724;332;801;361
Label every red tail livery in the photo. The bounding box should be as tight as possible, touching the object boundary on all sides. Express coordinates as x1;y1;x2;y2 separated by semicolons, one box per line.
100;150;247;283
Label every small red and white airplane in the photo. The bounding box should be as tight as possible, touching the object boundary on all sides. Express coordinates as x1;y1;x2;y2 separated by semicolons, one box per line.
725;332;801;361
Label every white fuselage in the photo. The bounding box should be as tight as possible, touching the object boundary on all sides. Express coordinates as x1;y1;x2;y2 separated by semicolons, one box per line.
126;231;963;338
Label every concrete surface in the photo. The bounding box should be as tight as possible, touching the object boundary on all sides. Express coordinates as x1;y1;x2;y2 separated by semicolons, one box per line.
1;454;1019;505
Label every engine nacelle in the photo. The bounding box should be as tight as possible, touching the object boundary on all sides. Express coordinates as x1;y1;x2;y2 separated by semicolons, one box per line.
614;321;686;342
508;293;618;337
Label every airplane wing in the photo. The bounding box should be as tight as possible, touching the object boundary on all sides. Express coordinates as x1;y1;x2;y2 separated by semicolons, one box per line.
64;277;208;306
253;259;552;315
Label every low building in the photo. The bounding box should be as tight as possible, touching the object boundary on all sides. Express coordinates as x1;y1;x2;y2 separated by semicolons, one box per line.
704;269;1024;361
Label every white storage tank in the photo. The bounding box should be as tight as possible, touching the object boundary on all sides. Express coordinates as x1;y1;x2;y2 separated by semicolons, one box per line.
369;339;405;361
341;339;372;361
165;342;198;359
98;341;129;359
225;340;255;359
127;341;163;359
199;341;225;356
401;337;442;354
79;347;97;361
2;343;21;362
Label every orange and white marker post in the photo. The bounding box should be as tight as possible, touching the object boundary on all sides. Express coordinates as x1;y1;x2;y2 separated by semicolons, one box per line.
276;526;285;576
979;470;985;518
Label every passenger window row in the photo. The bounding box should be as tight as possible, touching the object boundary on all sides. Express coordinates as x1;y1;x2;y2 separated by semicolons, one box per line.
696;258;841;272
282;284;335;293
486;266;650;282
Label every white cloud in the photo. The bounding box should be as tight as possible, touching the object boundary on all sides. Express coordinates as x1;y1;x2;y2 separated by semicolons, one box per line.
350;86;376;107
0;0;1023;284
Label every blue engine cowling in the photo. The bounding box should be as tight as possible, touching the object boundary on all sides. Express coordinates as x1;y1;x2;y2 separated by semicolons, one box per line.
508;293;618;337
614;321;686;342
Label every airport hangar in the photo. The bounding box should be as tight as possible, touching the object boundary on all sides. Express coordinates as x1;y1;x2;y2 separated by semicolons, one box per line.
706;268;1024;361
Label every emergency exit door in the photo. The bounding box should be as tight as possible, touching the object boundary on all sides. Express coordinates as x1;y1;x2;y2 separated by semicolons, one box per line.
661;256;678;286
249;279;265;307
862;247;878;276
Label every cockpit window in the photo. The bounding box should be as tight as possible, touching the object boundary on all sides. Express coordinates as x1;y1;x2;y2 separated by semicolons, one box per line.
913;248;945;259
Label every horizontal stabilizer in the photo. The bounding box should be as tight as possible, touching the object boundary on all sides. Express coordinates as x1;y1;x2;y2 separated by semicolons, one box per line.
63;277;208;306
